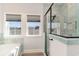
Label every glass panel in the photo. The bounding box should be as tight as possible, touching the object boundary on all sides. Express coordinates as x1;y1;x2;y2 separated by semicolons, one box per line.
28;22;40;35
51;3;79;37
8;22;21;35
51;3;67;35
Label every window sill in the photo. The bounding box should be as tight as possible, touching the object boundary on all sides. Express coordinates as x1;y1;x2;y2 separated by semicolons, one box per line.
26;35;42;37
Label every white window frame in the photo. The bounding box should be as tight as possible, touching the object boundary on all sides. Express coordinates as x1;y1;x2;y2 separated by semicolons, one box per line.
4;12;23;37
4;12;42;37
26;14;42;36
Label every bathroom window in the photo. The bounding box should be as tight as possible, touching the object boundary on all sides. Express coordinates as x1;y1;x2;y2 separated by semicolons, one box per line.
5;14;21;35
27;15;40;35
6;21;21;35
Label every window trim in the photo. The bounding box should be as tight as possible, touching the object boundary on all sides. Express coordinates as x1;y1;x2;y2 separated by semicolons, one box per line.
4;12;23;37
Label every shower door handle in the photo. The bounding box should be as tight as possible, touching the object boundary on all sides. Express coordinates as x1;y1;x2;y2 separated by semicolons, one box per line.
49;39;53;41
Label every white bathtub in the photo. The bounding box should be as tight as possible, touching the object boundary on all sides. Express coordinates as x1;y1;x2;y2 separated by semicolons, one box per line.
0;43;22;56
